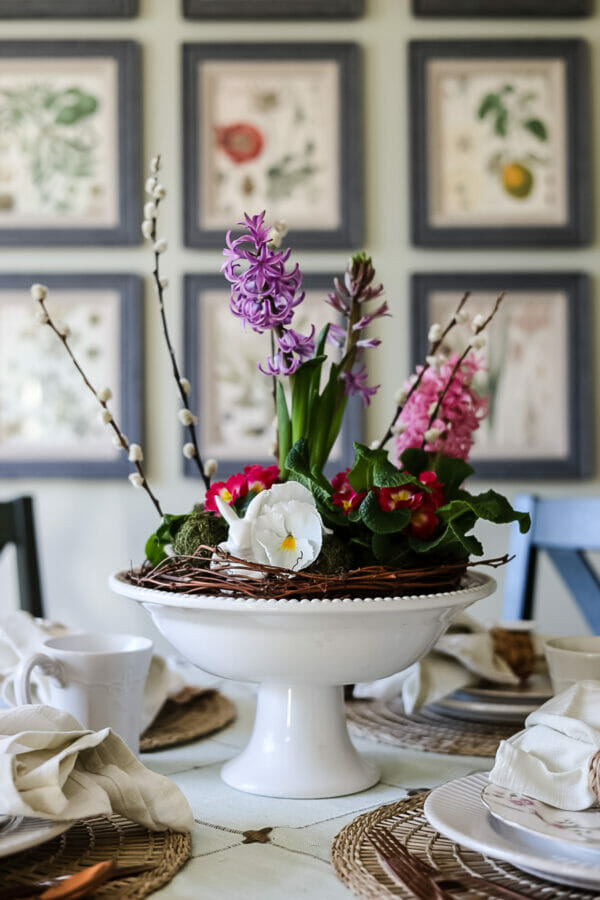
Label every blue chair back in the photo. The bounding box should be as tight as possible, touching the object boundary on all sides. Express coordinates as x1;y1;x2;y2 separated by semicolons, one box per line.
0;496;44;618
502;494;600;633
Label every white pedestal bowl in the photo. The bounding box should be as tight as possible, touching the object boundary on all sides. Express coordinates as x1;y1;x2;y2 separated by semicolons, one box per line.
110;571;495;799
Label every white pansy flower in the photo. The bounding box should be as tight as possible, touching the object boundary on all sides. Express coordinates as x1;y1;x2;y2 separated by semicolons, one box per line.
215;482;326;573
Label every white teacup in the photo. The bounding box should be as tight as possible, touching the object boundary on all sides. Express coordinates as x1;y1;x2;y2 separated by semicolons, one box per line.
544;636;600;694
14;633;153;752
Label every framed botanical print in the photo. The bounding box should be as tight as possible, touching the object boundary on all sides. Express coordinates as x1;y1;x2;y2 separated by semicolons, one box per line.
410;40;591;247
411;272;593;479
182;43;363;249
0;1;138;16
183;274;362;478
0;274;142;477
0;41;140;245
412;1;591;15
183;0;364;17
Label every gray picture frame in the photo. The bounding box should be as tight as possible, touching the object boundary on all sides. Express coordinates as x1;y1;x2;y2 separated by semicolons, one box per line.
410;40;592;247
0;1;138;16
183;273;363;479
411;272;593;479
183;0;364;17
412;0;591;15
0;273;143;478
182;42;363;250
0;41;141;245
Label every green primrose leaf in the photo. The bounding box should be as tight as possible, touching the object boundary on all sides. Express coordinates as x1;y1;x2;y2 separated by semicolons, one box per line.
439;490;531;533
432;455;474;500
145;533;167;566
346;443;387;491
360;491;411;534
400;447;429;476
145;513;188;566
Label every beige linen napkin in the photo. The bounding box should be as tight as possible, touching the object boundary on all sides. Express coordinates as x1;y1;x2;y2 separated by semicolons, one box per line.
489;680;600;811
0;611;185;731
0;704;194;831
354;615;545;713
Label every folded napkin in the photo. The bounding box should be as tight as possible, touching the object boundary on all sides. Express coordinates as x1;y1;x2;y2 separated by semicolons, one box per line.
489;680;600;811
0;704;193;830
0;611;185;732
354;615;546;714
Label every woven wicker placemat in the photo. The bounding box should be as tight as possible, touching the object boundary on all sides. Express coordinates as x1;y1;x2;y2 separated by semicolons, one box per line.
346;697;516;756
0;815;191;899
331;792;598;899
140;686;236;752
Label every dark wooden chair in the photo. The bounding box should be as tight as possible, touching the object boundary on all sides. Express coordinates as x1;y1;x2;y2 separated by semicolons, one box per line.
0;496;44;618
502;494;600;633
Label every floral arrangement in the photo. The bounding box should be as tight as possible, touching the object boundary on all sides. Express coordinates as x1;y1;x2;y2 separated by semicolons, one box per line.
30;157;529;599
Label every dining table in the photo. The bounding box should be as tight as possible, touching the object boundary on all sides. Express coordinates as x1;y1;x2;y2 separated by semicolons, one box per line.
141;668;490;900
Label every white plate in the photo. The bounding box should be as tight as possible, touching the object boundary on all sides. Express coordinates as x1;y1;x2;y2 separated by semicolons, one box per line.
424;772;600;890
482;782;600;850
0;816;72;858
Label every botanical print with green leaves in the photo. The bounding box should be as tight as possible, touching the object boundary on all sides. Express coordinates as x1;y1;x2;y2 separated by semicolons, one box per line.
0;61;117;225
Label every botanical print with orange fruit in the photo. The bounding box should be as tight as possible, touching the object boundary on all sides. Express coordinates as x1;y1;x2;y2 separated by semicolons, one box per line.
429;61;567;227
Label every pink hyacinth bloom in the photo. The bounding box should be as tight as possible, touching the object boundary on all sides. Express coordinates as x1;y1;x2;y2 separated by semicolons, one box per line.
393;352;489;464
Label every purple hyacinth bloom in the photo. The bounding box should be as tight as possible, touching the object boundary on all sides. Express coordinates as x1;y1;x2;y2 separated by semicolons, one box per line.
258;326;316;377
341;365;380;406
221;211;305;334
353;302;390;331
326;323;346;349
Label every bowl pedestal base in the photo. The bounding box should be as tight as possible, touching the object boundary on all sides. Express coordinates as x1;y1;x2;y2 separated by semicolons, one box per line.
221;683;379;799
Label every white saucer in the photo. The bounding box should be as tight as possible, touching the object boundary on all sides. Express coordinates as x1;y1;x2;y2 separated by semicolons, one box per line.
424;773;600;890
482;781;600;851
0;816;72;858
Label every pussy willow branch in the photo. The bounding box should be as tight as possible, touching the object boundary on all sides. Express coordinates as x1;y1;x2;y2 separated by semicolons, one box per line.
148;160;210;491
421;291;505;446
377;291;471;450
36;296;164;518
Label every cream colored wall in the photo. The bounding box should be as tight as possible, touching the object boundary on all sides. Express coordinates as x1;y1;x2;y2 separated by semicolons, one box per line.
1;0;598;646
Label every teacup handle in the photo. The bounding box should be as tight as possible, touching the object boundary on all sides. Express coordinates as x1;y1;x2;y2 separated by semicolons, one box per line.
14;653;66;705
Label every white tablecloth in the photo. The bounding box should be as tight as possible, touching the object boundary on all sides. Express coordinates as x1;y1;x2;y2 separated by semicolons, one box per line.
143;671;489;899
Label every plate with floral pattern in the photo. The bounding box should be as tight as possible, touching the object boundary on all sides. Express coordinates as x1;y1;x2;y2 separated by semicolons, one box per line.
482;781;600;851
425;773;600;889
